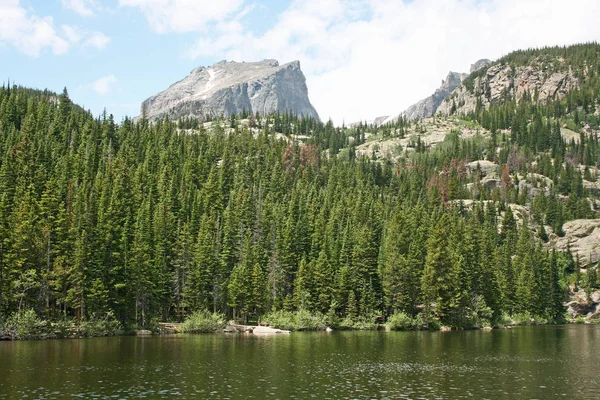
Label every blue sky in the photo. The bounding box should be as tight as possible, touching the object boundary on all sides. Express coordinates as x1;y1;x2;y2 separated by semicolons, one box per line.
2;0;600;124
1;0;292;120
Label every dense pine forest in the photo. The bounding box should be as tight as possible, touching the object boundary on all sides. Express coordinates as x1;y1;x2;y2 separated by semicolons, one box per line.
2;43;600;337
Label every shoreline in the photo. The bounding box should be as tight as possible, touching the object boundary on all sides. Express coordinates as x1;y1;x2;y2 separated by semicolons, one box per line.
4;321;597;341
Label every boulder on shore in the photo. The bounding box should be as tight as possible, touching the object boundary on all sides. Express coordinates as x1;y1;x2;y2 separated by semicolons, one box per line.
565;289;600;322
252;326;291;335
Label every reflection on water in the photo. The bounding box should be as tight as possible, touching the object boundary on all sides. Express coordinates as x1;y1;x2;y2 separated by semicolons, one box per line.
2;325;599;399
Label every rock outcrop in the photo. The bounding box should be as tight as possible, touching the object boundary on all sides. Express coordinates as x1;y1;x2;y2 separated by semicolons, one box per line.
438;58;579;116
547;219;600;267
470;59;492;73
375;59;491;125
378;71;467;125
139;59;320;122
401;71;468;121
565;289;600;321
354;116;491;160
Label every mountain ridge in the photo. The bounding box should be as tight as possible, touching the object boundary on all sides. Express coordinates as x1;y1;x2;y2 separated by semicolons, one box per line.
140;59;320;122
353;59;492;127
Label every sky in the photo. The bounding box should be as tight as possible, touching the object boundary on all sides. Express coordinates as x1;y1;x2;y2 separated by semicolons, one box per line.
2;0;600;125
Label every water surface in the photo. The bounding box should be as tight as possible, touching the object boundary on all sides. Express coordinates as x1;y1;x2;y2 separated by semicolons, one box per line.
2;325;600;399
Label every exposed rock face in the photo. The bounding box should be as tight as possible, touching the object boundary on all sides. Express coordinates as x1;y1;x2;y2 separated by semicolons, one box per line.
466;160;498;177
354;117;491;160
566;289;600;321
140;59;320;122
438;58;579;116
352;59;491;126
380;71;467;124
547;219;600;267
402;72;468;121
348;115;390;128
470;59;492;73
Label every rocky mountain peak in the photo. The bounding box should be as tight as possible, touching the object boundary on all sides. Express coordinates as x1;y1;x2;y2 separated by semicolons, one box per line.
377;70;467;124
140;59;319;122
438;55;580;116
441;71;466;91
470;59;492;73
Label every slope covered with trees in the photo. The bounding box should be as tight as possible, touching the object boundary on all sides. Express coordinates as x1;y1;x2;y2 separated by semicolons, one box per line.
1;43;600;335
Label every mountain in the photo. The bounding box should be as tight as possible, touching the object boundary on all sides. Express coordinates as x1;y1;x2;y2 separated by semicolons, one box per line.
365;59;491;126
139;59;320;122
400;71;468;121
437;52;581;116
2;43;600;337
469;59;492;73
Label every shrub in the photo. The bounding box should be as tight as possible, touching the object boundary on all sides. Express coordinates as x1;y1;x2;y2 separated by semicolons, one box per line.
294;309;328;331
52;318;75;338
326;304;341;329
8;309;48;340
339;312;380;331
0;314;9;338
79;311;121;337
182;310;226;333
468;295;493;329
496;313;514;328
261;310;295;330
512;312;534;326
426;317;441;331
261;310;327;331
387;312;424;331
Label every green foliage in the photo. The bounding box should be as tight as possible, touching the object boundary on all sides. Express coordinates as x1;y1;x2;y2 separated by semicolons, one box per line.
182;310;226;333
0;45;595;335
8;309;47;340
261;310;327;331
386;312;424;331
339;315;380;331
0;315;7;338
51;318;75;339
78;312;122;337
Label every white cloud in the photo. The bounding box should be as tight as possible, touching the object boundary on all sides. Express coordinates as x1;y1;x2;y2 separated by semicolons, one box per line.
0;1;110;57
0;0;70;56
184;0;600;124
61;25;110;50
61;24;83;44
62;0;97;17
87;74;117;95
119;0;245;33
84;31;111;50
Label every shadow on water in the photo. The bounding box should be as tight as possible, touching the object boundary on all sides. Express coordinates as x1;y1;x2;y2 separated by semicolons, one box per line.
2;325;600;399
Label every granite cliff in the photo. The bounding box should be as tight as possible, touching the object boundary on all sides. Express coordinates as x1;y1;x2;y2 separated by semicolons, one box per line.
371;59;491;125
438;57;580;116
140;59;319;122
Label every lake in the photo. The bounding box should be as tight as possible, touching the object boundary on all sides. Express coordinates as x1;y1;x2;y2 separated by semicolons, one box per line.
2;325;600;399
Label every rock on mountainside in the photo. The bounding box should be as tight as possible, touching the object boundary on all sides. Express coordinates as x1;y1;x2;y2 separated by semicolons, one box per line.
375;71;466;125
548;219;600;267
401;71;468;121
376;59;491;125
469;59;492;73
139;59;320;122
438;57;579;116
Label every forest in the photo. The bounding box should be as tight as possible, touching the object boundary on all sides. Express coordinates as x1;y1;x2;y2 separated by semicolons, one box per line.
1;43;600;336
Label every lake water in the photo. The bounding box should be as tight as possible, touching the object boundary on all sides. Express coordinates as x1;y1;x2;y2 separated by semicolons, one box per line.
2;325;600;399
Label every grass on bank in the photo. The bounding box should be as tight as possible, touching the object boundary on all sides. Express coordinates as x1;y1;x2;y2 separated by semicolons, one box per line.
1;309;121;340
181;310;226;333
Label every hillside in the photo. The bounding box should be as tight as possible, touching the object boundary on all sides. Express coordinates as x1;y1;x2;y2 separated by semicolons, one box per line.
438;43;600;118
1;43;600;338
140;59;320;122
